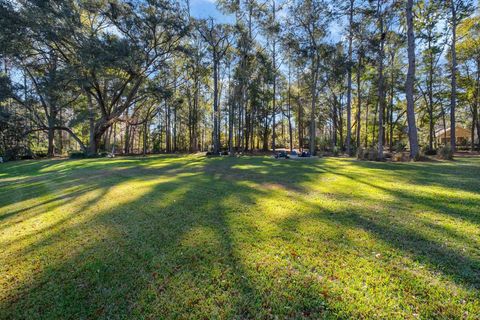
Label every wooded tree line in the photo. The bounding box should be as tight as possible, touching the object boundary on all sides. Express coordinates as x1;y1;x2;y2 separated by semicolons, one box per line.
0;0;479;160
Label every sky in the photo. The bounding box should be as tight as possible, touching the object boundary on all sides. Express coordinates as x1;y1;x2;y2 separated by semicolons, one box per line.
190;0;234;22
189;0;345;43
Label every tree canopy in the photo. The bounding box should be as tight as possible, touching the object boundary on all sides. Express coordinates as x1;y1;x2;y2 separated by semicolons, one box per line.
0;0;478;160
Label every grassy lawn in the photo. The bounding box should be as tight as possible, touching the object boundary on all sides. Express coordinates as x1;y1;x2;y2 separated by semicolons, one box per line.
0;155;479;319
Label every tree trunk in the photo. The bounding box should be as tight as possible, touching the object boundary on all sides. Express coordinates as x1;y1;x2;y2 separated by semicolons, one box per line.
450;1;457;152
356;52;362;149
166;101;171;152
338;96;344;150
388;51;395;151
57;110;63;155
47;126;55;157
406;0;419;159
229;100;234;155
213;56;220;154
377;6;385;160
86;90;96;155
124;123;130;154
143;120;148;156
364;98;369;148
373;101;378;147
428;39;435;151
271;1;277;153
471;113;476;151
287;59;293;152
309;56;319;155
476;59;480;145
263;117;269;151
112;122;117;154
228;68;234;156
389;95;394;151
296;68;303;151
442;106;447;144
173;106;177;152
193;79;199;152
346;0;354;155
332;96;338;149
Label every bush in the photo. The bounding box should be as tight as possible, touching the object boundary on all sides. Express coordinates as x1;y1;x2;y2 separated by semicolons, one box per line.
414;153;429;162
393;152;409;162
356;147;365;160
332;146;340;156
423;147;437;156
368;148;379;161
85;153;99;158
34;152;48;158
69;151;85;159
357;147;379;161
437;146;453;160
392;141;406;152
348;145;357;157
317;138;330;152
3;146;32;161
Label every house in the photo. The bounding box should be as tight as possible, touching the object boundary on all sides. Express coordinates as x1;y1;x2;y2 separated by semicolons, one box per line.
435;126;472;145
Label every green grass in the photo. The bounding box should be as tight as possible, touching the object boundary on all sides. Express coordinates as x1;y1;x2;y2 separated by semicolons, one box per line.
0;155;479;319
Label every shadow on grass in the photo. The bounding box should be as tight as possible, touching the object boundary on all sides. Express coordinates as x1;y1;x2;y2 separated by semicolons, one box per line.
0;156;331;319
0;156;479;318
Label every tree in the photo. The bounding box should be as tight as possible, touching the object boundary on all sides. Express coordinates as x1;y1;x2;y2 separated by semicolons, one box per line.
346;0;355;155
449;0;458;152
457;14;480;149
54;0;189;154
198;18;232;154
1;0;478;161
2;0;86;155
289;0;331;155
448;0;474;152
416;0;447;151
374;0;388;160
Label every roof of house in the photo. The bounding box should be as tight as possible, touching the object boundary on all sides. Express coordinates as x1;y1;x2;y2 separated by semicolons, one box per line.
435;126;471;137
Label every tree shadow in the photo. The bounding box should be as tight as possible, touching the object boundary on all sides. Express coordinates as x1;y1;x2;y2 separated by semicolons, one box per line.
1;156;479;318
348;158;480;194
1;156;332;319
322;162;480;226
287;162;480;289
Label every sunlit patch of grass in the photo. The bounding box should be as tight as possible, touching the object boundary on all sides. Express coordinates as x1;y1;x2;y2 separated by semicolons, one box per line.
0;155;479;319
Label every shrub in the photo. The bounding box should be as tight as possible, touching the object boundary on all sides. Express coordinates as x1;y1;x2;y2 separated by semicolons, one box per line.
393;152;408;162
85;153;100;158
34;152;48;158
69;151;85;159
423;147;437;156
367;148;378;161
392;141;406;152
356;147;365;160
4;149;17;161
437;146;453;160
348;145;357;157
357;147;379;161
4;146;31;161
332;146;340;157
